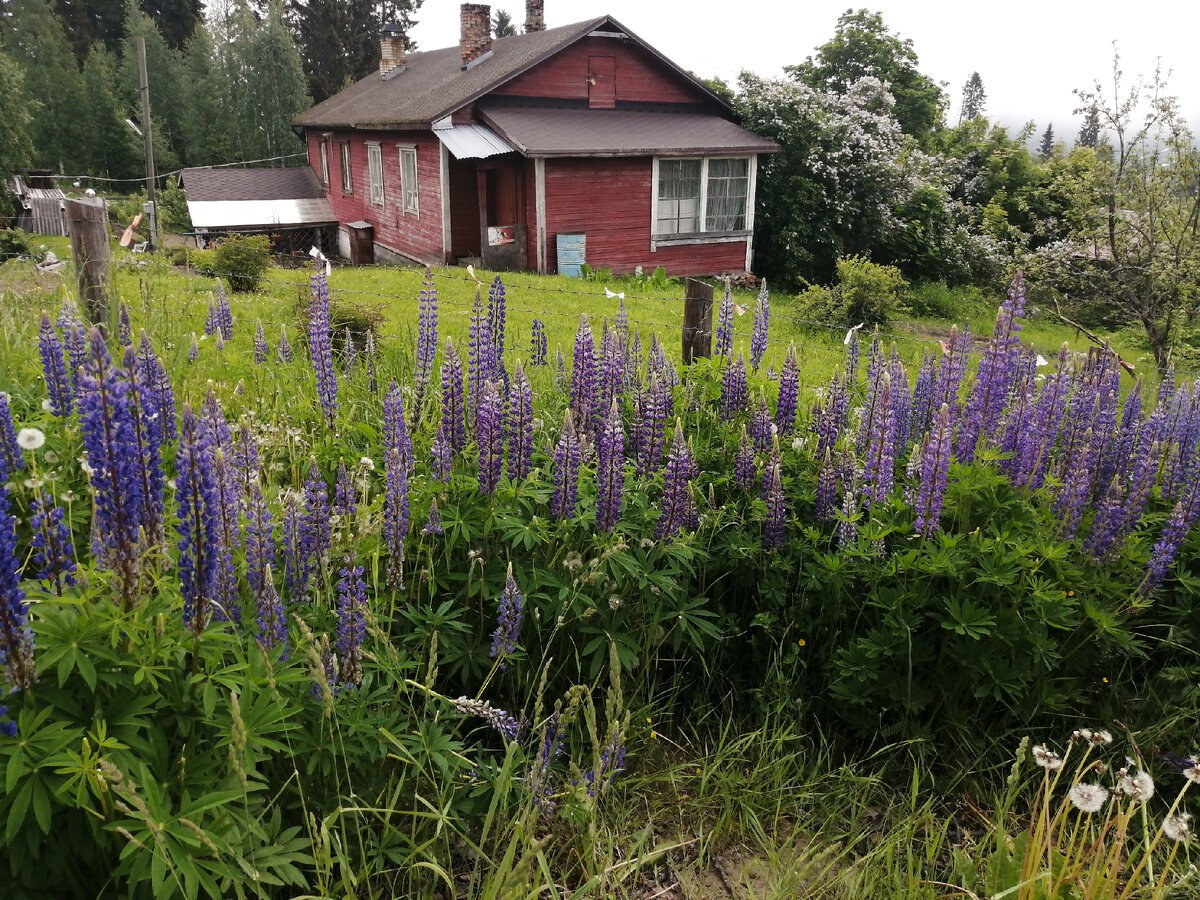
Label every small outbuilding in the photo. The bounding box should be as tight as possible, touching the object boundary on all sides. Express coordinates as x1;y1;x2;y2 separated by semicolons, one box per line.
10;174;69;237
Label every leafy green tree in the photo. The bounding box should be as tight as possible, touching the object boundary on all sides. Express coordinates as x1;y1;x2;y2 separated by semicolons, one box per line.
50;0;126;60
121;0;188;169
0;50;34;200
698;74;736;108
239;0;310;161
789;9;946;144
180;22;242;163
1037;123;1055;161
492;8;515;37
958;71;985;123
1076;104;1100;148
79;46;142;178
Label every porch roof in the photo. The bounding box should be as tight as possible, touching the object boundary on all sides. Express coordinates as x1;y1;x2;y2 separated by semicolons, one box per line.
433;121;516;159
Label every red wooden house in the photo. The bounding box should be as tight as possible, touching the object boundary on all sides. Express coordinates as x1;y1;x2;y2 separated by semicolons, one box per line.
293;2;777;275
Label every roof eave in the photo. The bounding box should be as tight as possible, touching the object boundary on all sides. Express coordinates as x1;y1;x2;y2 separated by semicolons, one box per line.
524;145;778;158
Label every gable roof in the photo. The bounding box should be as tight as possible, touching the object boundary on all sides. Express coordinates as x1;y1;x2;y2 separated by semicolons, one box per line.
294;15;729;131
180;167;327;202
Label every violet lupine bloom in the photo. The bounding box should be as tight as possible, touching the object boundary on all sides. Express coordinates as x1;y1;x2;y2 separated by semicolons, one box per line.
530;319;548;366
38;312;72;416
1100;378;1144;489
1054;432;1096;540
0;484;34;691
908;347;938;441
715;279;735;359
335;551;368;686
570;316;598;434
253;319;269;364
860;373;896;509
596;398;626;532
550;410;583;519
487;275;507;356
1087;431;1158;561
441;338;467;451
342;327;356;373
430;426;452;483
749;393;773;453
64;321;88;394
720;353;749;420
278;325;292;362
30;489;76;596
138;333;176;442
78;328;144;604
816;447;836;522
489;562;524;666
176;404;219;634
384;446;410;590
467;290;494;426
734;426;756;490
836;490;859;550
309;267;339;426
936;324;971;413
415;268;439;402
750;280;770;371
302;461;332;572
0;393;23;481
958;273;1027;463
843;331;861;385
615;296;629;345
204;300;219;336
626;329;644;391
215;283;234;340
118;304;133;347
763;441;785;550
599;323;624;412
776;345;799;435
422;498;443;536
255;564;289;658
913;403;953;536
1011;344;1073;490
507;361;534;482
281;493;309;600
1142;480;1200;597
244;480;275;599
634;374;669;478
188;333;199;362
230;421;260;504
123;346;165;550
476;380;505;496
209;450;241;624
888;348;912;453
656;420;699;540
383;381;414;475
334;459;356;523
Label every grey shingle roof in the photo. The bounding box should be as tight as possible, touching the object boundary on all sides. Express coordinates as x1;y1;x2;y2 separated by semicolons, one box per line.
180;167;326;202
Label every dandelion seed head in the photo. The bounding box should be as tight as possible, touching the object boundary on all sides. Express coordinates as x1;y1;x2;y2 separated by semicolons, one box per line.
1118;770;1155;801
17;428;45;450
1069;783;1109;813
1164;812;1192;842
1033;743;1063;770
1183;765;1200;785
40;399;53;412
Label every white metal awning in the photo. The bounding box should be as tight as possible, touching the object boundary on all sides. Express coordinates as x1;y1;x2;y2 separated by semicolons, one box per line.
187;198;336;229
433;121;515;160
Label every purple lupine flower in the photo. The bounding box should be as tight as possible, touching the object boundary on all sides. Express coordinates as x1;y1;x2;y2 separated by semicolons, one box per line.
816;447;837;522
914;404;953;536
38;312;72;416
187;333;199;362
579;727;628;795
615;295;629;346
750;280;770;371
209;449;240;624
281;492;309;600
333;459;357;532
776;344;799;435
176;404;218;633
1011;344;1073;489
763;440;785;550
77;328;144;604
888;347;912;453
860;373;896;509
341;327;356;373
422;498;443;536
0;484;34;691
309;267;339;426
1088;430;1158;561
1053;430;1095;540
1101;378;1144;489
734;426;756;490
489;562;524;666
123;346;165;550
415;268;439;405
836;489;859;550
64;321;88;394
648;332;676;387
843;329;861;385
634;374;670;478
55;295;81;334
570;315;598;434
656;420;698;540
487;275;507;357
204;300;219;336
530;319;548;366
958;274;1027;463
596;398;626;532
383;382;414;476
625;329;644;391
215;283;234;340
30;489;76;595
278;325;292;362
255;564;289;658
598;323;624;413
384;446;410;590
476;380;505;496
720;353;749;420
936;324;971;414
451;696;520;741
467;290;493;427
138;333;176;442
749;393;773;453
230;420;260;505
0;393;22;482
335;551;368;686
302;461;332;573
856;336;886;454
441;338;466;451
0;688;17;737
253;319;269;364
715;279;735;359
430;426;452;483
550;410;582;520
117;303;132;347
1142;482;1200;597
244;480;275;599
507;361;534;482
909;347;939;441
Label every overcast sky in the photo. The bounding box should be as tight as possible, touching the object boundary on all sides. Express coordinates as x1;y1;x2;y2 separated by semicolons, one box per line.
409;0;1200;138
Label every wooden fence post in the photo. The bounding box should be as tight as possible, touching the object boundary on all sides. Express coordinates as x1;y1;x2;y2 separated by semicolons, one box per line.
681;277;715;364
66;197;111;331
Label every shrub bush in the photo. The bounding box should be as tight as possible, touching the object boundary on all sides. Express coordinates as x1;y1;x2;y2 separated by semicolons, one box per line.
0;227;32;258
213;234;271;292
796;255;907;327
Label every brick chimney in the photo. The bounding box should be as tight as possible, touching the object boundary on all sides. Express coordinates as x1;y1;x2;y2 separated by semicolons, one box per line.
460;4;492;68
380;22;407;78
524;0;545;32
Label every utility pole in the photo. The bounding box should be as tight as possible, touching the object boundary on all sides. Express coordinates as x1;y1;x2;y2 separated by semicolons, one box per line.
137;36;158;251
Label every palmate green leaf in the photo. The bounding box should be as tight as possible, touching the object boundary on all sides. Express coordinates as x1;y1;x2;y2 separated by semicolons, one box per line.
940;597;996;640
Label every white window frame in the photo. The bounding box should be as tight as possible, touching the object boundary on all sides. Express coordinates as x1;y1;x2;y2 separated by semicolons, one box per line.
318;137;330;186
650;155;757;251
398;145;419;216
340;141;353;194
367;142;384;206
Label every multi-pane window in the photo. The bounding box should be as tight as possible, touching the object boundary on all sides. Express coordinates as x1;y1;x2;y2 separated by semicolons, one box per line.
318;139;329;186
399;147;419;215
367;142;384;206
654;156;751;235
340;142;352;193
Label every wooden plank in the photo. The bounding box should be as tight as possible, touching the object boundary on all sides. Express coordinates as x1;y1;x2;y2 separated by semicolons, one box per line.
535;158;547;273
681;277;714;364
65;197;111;331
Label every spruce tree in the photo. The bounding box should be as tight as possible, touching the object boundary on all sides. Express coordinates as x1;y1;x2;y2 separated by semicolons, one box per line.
493;9;515;37
0;51;35;195
1037;123;1055;161
1077;105;1101;148
121;1;190;169
240;1;310;161
958;71;986;123
80;47;143;178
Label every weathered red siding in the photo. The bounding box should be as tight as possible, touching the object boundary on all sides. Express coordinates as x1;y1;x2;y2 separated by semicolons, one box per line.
307;129;445;264
541;157;747;275
491;36;712;106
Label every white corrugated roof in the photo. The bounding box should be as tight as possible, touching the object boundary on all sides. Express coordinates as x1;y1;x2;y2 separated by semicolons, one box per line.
188;198;336;229
433;122;515;159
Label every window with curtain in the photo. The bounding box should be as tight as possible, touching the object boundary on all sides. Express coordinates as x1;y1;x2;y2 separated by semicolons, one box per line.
656;159;701;234
367;143;383;206
340;142;352;193
654;156;751;237
705;158;749;231
400;147;419;215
